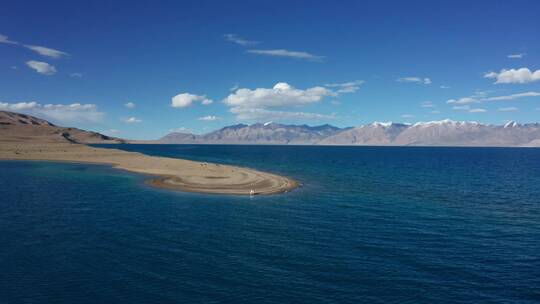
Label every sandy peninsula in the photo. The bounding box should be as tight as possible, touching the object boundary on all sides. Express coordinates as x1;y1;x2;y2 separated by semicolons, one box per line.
0;143;297;195
0;111;298;195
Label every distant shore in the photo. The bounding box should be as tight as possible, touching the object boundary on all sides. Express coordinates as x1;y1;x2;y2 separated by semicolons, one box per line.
0;142;298;195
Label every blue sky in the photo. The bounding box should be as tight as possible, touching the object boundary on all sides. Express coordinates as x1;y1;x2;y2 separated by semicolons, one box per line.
1;0;539;139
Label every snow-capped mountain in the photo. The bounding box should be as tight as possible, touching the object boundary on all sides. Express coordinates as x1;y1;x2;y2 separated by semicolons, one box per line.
158;122;346;144
322;120;540;147
156;120;540;147
318;122;409;145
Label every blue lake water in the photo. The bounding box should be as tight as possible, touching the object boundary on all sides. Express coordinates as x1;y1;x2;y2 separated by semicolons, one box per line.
1;145;540;303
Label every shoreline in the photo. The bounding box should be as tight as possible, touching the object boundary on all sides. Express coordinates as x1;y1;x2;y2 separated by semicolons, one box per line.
125;141;540;148
0;143;299;196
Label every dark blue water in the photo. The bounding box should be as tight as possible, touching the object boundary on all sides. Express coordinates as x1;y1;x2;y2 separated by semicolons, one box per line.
1;145;540;303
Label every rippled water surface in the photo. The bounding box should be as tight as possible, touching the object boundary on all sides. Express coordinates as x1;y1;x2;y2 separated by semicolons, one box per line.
1;145;540;303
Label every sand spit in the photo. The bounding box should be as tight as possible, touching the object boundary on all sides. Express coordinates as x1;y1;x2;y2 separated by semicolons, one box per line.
0;143;298;195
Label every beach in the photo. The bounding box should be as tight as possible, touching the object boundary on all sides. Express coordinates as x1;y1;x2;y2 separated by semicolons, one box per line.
0;110;297;195
0;142;298;195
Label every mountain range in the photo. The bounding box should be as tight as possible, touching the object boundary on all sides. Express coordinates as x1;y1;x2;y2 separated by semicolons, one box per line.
2;110;539;147
157;120;540;147
158;122;347;145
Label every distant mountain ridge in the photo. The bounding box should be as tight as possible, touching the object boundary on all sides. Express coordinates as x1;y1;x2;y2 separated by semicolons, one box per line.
158;120;540;147
3;110;538;147
159;122;347;144
320;120;540;147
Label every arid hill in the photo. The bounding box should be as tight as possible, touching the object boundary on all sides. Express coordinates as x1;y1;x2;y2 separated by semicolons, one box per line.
0;111;125;144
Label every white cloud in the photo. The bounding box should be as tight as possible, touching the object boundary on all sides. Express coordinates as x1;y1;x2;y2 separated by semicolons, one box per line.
446;97;479;105
398;77;422;83
484;67;540;84
421;101;435;108
401;114;415;118
247;49;323;61
0;34;68;60
230;84;239;92
484;71;498;79
485;91;540;101
223;82;336;121
451;105;486;113
498;107;518;112
0;101;104;123
507;53;525;59
397;77;432;84
69;72;83;78
198;115;219;121
471;91;488;98
41;103;104;123
169;127;191;133
0;34;17;44
0;101;39;111
440;85;450;89
224;82;333;109
447;91;538;109
24;45;68;59
469;108;486;113
124;117;142;123
26;60;56;75
106;129;120;134
171;93;213;108
223;34;258;46
124;102;136;109
431;110;441;114
230;107;335;121
325;80;364;94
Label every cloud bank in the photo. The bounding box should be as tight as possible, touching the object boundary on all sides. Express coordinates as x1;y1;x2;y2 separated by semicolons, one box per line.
224;82;333;108
485;92;540;101
485;68;540;84
447;92;539;108
223;82;335;121
0;101;103;124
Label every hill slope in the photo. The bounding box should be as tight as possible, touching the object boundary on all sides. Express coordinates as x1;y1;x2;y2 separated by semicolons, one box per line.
0;111;125;144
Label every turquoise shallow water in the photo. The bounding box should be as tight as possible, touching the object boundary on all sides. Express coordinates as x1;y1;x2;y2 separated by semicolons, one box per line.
1;145;540;303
